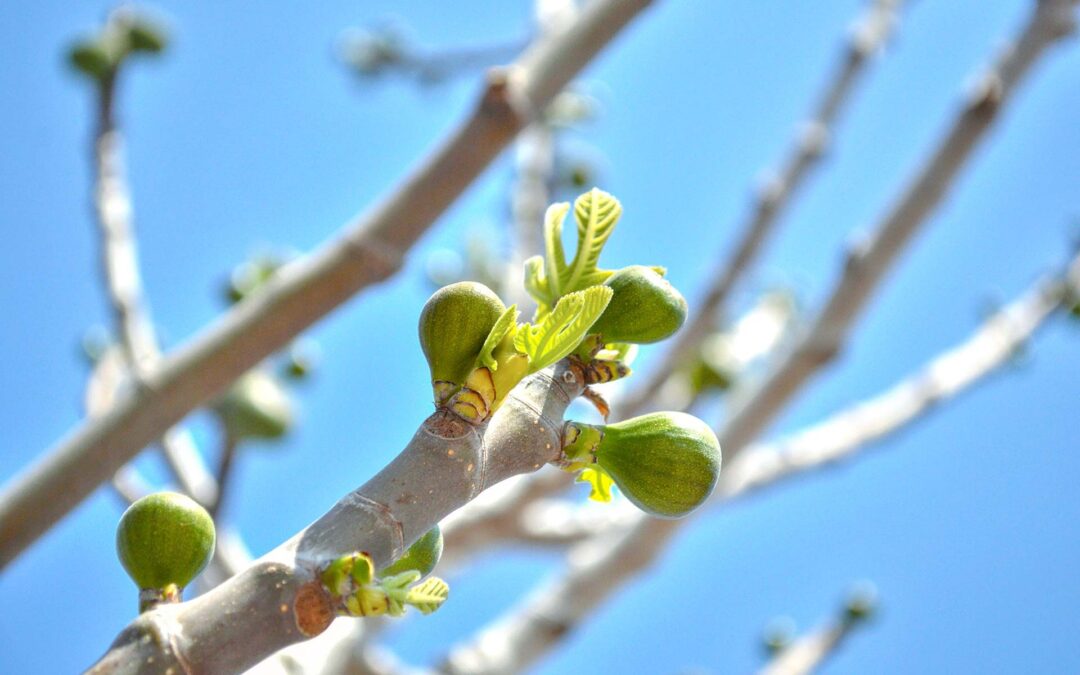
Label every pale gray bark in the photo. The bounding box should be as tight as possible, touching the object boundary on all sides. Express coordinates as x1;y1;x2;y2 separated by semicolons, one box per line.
616;0;907;420
758;623;849;675
438;4;1080;670
0;0;655;571
88;363;585;674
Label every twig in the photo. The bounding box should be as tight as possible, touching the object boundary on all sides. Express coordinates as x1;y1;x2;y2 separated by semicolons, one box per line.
719;258;1077;501
88;362;587;674
616;0;907;420
437;4;1080;670
92;57;219;507
0;0;656;570
759;624;850;675
209;432;240;520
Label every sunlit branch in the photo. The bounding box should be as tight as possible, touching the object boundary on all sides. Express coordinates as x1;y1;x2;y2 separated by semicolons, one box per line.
0;0;657;570
438;4;1079;670
616;0;908;419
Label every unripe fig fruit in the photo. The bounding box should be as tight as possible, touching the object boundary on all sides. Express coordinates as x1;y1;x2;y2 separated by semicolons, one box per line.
594;411;721;518
380;525;443;578
418;282;505;392
588;266;687;344
216;369;293;440
116;492;216;592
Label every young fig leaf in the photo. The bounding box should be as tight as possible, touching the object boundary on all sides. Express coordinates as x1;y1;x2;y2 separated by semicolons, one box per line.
405;577;450;615
380;525;444;579
577;466;615;502
514;286;612;373
477;306;519;371
543;202;571;300
561;188;622;293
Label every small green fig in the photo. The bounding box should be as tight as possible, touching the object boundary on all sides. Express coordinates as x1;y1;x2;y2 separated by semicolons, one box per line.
380;525;443;578
418;281;505;393
594;411;721;518
588;266;687;344
216;369;294;441
116;492;216;596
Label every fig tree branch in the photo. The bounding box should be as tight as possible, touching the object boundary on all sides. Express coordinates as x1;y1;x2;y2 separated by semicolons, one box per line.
88;363;586;674
616;0;907;419
436;0;911;565
438;4;1080;669
0;0;655;570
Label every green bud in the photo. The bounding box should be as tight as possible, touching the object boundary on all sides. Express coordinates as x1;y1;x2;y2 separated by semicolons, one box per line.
418;281;505;393
68;40;113;80
216;369;294;441
843;581;879;623
588;266;687;344
594;412;721;518
380;525;443;578
116;492;216;595
125;20;168;54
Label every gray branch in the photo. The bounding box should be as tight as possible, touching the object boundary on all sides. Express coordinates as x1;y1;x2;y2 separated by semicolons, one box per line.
0;0;656;570
88;363;585;674
438;3;1079;670
616;0;907;420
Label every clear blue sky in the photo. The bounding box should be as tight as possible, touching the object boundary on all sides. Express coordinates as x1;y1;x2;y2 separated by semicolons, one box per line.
1;1;1079;673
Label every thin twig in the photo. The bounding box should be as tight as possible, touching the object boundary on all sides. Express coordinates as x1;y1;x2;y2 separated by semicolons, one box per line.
438;5;1079;670
616;0;907;420
91;57;219;507
0;0;657;570
759;623;850;675
209;432;240;521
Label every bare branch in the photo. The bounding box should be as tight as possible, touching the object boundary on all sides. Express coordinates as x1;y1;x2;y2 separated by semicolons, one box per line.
0;0;656;570
759;624;849;675
438;4;1079;669
720;257;1077;501
89;363;585;674
92;62;220;507
617;0;908;419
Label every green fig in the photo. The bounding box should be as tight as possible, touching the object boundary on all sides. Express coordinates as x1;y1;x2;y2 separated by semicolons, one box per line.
418;281;505;397
116;492;216;607
216;369;293;441
379;525;443;578
594;412;721;518
588;266;687;344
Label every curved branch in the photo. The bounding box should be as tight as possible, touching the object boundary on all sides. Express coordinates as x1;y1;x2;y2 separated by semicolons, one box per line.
0;0;656;570
89;363;585;674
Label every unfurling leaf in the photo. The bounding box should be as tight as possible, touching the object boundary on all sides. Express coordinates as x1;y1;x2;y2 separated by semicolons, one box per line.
562;188;622;293
577;466;615;502
405;577;450;615
477;305;519;371
514;286;613;373
544;202;571;300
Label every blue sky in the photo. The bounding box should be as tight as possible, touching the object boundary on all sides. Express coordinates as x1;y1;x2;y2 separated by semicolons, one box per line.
1;1;1079;673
